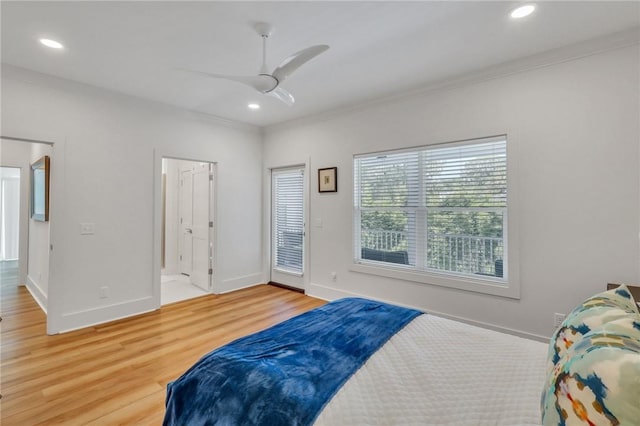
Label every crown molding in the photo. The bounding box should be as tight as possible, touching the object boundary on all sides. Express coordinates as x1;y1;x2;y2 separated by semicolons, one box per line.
265;27;640;134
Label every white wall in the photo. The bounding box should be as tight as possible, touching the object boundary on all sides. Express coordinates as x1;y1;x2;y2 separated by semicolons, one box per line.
26;143;53;310
0;139;36;286
1;65;263;334
263;44;640;340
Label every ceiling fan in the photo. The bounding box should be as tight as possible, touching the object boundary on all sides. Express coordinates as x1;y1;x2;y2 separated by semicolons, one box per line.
187;23;329;106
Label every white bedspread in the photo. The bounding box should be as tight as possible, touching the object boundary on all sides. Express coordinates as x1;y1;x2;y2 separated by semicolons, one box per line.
314;314;547;425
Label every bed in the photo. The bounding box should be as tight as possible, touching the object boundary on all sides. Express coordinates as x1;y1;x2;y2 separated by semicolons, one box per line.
164;287;640;426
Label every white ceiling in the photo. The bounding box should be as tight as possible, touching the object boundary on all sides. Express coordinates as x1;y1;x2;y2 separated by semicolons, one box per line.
2;1;639;128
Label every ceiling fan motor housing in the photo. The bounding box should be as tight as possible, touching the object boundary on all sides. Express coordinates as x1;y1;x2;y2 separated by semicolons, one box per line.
255;74;279;93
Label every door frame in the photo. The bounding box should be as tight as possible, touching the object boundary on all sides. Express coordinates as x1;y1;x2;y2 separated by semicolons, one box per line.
152;150;217;308
265;160;309;292
0;135;64;335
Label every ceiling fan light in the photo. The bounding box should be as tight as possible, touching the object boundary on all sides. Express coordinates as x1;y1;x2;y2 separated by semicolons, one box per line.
39;38;64;49
510;4;536;19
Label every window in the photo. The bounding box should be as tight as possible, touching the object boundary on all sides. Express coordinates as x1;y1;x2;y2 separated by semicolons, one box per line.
354;136;510;293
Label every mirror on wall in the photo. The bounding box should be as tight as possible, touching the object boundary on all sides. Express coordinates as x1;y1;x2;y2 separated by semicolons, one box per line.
30;155;50;222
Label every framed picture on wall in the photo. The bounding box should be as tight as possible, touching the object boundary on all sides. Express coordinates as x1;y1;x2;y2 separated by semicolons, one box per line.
318;167;337;193
30;155;50;221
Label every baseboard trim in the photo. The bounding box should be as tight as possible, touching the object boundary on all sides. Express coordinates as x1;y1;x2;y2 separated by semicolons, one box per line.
55;296;156;334
307;282;549;343
26;275;47;314
219;272;263;294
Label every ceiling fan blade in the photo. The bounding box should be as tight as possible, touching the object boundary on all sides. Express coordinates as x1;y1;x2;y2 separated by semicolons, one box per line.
272;45;329;82
267;86;295;106
180;69;277;92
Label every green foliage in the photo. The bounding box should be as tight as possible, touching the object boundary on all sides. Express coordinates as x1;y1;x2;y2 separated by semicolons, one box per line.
360;162;411;208
357;148;506;275
361;211;406;232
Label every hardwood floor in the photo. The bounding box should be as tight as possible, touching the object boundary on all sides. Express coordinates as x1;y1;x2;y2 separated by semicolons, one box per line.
0;260;19;289
0;283;326;425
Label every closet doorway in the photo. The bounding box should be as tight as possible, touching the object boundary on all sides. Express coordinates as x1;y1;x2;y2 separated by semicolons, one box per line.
161;158;215;305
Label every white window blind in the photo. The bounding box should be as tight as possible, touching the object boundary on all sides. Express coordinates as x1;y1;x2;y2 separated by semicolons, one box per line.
272;168;304;274
354;136;507;282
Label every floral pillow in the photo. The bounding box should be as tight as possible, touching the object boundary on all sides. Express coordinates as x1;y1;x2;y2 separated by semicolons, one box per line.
541;316;640;425
547;285;639;370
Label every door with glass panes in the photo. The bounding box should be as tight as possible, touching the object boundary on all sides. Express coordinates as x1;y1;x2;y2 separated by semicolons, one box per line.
270;166;305;290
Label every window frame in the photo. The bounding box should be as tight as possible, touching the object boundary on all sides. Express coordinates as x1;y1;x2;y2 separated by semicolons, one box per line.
351;134;520;299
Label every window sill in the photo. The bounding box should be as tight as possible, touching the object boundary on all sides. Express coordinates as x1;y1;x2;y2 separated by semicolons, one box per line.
350;262;520;299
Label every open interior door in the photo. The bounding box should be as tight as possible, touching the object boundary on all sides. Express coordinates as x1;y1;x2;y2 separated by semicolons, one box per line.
178;167;193;277
191;163;212;292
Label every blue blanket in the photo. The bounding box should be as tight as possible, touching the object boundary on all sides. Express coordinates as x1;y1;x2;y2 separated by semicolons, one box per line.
163;297;422;426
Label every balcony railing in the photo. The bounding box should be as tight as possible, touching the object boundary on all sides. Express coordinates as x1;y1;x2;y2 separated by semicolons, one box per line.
360;229;503;277
275;228;303;272
360;229;407;252
427;233;503;277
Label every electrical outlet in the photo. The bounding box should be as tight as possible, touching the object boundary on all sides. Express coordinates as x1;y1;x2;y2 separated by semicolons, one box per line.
99;286;109;299
330;272;337;282
553;313;566;328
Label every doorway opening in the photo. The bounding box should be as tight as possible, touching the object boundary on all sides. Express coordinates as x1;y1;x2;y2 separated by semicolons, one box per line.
0;138;54;312
161;158;215;305
0;166;21;292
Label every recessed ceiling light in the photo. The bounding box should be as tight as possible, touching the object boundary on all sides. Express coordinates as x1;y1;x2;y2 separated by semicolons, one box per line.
510;4;536;19
248;103;260;110
39;38;64;49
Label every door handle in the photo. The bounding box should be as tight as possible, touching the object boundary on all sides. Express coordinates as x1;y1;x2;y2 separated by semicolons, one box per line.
185;228;193;233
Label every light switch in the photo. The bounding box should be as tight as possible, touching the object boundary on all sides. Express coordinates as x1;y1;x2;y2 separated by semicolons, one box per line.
80;223;95;235
314;218;323;228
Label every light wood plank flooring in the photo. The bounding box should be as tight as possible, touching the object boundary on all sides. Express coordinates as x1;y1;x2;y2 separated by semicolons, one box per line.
1;283;325;425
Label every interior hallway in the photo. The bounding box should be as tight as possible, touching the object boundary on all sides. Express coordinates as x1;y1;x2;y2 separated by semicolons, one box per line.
1;260;20;327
